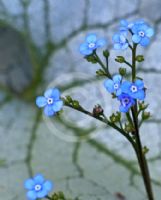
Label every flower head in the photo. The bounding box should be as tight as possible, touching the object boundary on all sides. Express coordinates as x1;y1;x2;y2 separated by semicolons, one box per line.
121;79;145;100
79;33;106;55
36;88;63;117
24;174;53;200
131;22;154;46
112;33;128;50
104;74;122;96
118;93;135;113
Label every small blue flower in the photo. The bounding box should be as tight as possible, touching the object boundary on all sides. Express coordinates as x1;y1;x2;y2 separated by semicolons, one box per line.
112;33;128;50
131;22;154;46
36;88;63;117
119;19;130;35
121;79;145;100
79;33;106;55
104;74;122;96
118;93;135;113
24;174;53;200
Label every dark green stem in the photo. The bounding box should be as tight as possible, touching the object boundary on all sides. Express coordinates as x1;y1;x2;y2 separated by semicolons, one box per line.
131;45;154;200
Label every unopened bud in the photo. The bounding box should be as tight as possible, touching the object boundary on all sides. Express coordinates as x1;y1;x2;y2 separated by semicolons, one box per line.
115;56;125;63
136;55;144;62
93;105;104;117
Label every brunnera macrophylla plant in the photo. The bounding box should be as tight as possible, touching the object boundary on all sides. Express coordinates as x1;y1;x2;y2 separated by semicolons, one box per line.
28;19;155;200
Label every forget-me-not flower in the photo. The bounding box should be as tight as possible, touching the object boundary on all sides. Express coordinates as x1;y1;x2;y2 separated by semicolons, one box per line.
118;93;135;113
131;22;154;46
104;74;122;96
79;33;106;55
24;174;53;200
121;79;145;100
36;88;63;117
112;33;128;50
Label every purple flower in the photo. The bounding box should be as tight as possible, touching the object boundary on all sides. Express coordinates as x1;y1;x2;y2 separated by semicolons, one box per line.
79;33;106;55
36;88;63;117
118;93;135;113
24;174;53;200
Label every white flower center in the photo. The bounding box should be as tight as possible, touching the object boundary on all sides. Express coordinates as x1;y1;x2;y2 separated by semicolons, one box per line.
114;83;119;89
138;31;145;37
131;85;137;93
47;98;53;105
35;184;42;191
88;42;95;48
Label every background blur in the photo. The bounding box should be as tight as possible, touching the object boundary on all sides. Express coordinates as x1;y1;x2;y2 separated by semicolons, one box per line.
0;0;161;199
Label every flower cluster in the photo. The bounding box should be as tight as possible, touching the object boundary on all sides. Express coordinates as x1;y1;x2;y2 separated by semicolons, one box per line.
36;88;63;117
113;19;154;49
104;75;145;113
24;174;53;200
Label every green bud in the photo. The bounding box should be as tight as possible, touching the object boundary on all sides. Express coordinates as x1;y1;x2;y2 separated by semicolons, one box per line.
85;55;97;63
72;100;80;108
66;95;73;103
58;191;65;199
96;69;106;76
143;146;149;154
103;50;110;57
136;55;144;62
124;123;134;133
138;102;149;110
110;112;121;123
142;111;151;120
115;56;125;63
119;67;126;76
51;193;59;200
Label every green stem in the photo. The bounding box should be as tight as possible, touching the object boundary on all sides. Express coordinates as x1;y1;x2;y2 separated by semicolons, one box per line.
131;45;154;200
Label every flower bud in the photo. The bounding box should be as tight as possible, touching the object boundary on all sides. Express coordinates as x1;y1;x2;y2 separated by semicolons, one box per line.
85;55;97;63
142;111;151;120
103;50;110;58
93;105;104;117
136;55;144;62
119;67;126;76
66;95;73;103
115;56;125;63
72;100;80;108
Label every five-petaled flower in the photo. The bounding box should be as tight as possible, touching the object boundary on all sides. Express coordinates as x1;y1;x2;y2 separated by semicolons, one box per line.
24;174;53;200
118;93;135;113
36;88;63;117
121;79;145;100
112;33;128;50
79;33;106;55
104;74;122;96
131;22;154;46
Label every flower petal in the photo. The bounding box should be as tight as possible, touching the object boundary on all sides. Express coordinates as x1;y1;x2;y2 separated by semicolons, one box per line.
122;43;128;50
36;96;47;108
52;100;63;112
121;81;131;93
24;179;35;190
104;79;114;93
146;28;154;37
86;34;97;43
140;37;150;46
112;34;120;43
27;191;37;200
34;174;44;184
44;88;60;100
114;43;121;50
79;43;90;55
131;90;145;100
113;74;122;83
44;105;55;117
119;105;129;113
96;39;106;48
37;189;48;198
43;181;53;191
116;88;122;96
120;19;128;27
132;34;141;43
135;79;144;89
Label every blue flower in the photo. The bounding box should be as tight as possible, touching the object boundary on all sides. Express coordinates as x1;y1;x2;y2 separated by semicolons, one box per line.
79;33;106;55
24;174;53;200
112;33;128;50
36;88;63;117
119;19;130;35
118;93;135;113
121;79;145;100
131;22;154;46
104;74;122;96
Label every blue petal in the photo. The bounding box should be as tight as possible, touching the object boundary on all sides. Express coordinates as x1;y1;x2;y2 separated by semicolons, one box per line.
121;81;131;93
120;19;128;27
96;39;106;48
36;96;47;108
131;90;145;100
52;100;63;112
140;37;150;46
44;105;55;117
104;79;114;93
44;88;60;100
119;105;128;113
34;174;44;184
132;34;141;43
24;179;35;190
112;34;120;43
121;43;128;50
114;43;121;50
146;28;154;37
27;191;37;200
116;88;122;96
43;181;53;191
113;74;122;83
119;35;126;43
135;79;144;89
79;43;91;55
37;189;48;198
86;34;97;43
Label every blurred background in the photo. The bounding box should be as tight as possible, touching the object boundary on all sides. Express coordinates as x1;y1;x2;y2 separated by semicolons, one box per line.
0;0;161;199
